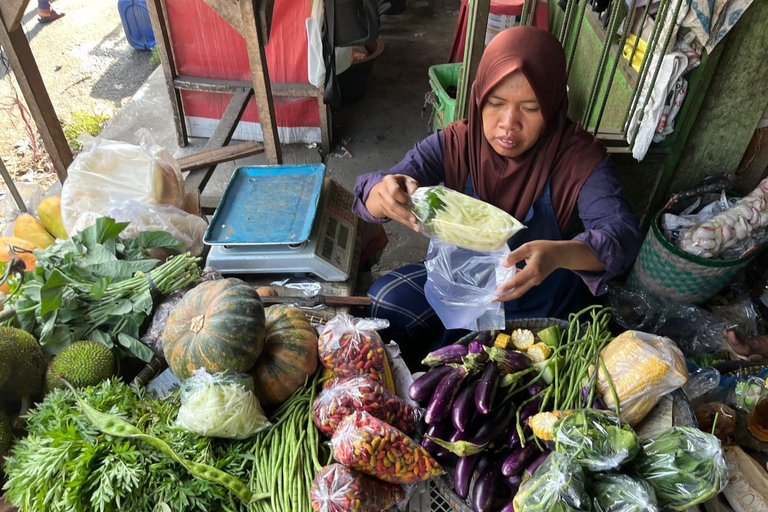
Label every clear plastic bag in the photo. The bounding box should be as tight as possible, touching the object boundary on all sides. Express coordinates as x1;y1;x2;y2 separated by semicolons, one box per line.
318;314;394;388
331;410;443;484
633;427;728;510
176;369;271;439
513;452;590;512
607;284;728;357
711;298;759;339
310;463;405;512
553;409;639;472
589;473;659;512
423;240;515;331
410;185;525;252
61;131;186;235
596;331;689;426
312;375;421;438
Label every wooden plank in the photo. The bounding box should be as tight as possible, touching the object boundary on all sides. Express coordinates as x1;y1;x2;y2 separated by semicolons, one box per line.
457;0;490;119
318;97;332;154
271;82;322;98
0;158;27;212
0;21;72;181
175;76;321;98
240;0;282;164
146;0;188;147
200;195;222;214
178;141;264;172
185;87;253;192
0;0;26;32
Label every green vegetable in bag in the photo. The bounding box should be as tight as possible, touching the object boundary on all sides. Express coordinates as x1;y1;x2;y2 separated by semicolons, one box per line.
513;452;591;512
554;409;639;472
632;427;728;510
589;473;658;512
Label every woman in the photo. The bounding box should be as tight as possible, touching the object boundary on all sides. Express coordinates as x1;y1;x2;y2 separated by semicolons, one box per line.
352;26;642;363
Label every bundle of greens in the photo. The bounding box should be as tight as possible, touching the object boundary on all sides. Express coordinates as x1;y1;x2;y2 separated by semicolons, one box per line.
411;185;525;252
513;452;591;512
2;217;201;361
553;409;639;472
3;375;328;512
633;427;728;510
589;473;658;512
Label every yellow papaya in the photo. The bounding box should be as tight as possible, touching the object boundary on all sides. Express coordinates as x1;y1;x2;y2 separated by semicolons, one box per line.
37;195;68;240
0;237;40;292
13;213;55;248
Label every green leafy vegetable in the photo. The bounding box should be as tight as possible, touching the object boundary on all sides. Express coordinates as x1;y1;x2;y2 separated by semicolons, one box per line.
553;409;639;472
632;427;728;510
513;452;591;512
2;217;201;361
588;473;658;512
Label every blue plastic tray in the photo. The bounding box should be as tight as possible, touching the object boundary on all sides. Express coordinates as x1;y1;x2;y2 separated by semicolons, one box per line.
204;164;325;245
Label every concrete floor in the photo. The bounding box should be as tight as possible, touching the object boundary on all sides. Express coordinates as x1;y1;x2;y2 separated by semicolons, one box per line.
100;0;460;274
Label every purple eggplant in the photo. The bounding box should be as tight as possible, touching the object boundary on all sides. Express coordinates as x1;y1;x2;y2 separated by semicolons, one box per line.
475;361;499;415
518;398;543;431
459;331;493;347
452;381;479;432
422;344;469;367
449;428;469;443
468;341;485;354
501;445;539;477
453;453;482;499
425;366;471;425
499;501;516;512
476;453;492;475
472;456;503;512
505;427;521;449
525;376;545;397
505;475;522;490
485;346;530;373
525;450;551;478
470;401;517;446
409;365;453;402
422;420;451;453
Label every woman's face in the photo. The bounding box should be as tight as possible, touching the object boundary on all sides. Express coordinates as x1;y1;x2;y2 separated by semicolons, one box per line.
481;71;546;158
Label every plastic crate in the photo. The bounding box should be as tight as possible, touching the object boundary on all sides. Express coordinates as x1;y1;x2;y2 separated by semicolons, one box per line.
407;478;474;512
428;63;463;132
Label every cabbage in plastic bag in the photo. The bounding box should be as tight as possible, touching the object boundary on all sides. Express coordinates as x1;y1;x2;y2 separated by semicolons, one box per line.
410;185;525;252
513;452;590;512
632;427;728;510
553;409;639;472
589;473;658;512
176;369;270;439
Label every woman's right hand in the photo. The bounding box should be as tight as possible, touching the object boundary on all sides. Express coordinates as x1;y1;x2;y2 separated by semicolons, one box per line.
365;174;420;231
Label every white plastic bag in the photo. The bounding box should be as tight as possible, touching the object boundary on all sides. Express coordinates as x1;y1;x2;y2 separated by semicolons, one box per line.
61;131;185;235
424;240;514;331
306;0;325;87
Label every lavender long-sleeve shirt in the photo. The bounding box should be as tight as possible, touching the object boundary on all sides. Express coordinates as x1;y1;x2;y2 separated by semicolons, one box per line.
352;132;642;295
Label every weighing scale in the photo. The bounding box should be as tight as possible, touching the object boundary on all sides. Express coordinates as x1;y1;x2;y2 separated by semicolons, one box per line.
205;164;359;282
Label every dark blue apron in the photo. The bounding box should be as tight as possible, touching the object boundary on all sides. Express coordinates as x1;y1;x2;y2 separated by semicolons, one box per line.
464;174;585;319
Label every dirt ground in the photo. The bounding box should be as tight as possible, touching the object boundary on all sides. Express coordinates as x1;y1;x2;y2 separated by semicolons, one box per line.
0;0;154;196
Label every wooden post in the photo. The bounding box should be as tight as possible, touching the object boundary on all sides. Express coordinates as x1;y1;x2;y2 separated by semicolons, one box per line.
240;0;282;164
456;0;490;120
0;14;72;182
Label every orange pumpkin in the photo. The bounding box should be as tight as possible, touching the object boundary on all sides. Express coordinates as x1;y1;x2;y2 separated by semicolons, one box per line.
0;237;40;293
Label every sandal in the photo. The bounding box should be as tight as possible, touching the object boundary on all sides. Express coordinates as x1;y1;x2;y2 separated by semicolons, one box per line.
38;8;65;24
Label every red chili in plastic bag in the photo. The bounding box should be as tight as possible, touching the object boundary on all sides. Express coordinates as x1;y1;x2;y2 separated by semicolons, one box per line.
331;411;443;484
310;463;405;512
313;376;421;437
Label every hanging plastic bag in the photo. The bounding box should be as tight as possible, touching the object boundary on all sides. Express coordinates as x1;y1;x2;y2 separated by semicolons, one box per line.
61;131;185;235
411;186;525;252
310;463;405;512
176;369;271;439
424;240;514;331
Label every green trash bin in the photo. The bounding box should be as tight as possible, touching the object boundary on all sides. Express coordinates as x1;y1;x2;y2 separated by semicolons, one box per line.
428;63;463;132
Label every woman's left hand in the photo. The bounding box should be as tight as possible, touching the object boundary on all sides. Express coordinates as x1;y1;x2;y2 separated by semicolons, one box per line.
494;241;562;302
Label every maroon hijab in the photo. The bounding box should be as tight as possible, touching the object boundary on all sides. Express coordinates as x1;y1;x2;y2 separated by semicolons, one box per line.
443;26;606;230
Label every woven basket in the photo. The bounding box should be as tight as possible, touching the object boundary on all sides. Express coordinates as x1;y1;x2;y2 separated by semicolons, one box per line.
627;210;754;305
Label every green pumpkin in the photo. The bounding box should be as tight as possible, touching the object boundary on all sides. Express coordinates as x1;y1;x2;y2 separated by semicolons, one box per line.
163;278;266;379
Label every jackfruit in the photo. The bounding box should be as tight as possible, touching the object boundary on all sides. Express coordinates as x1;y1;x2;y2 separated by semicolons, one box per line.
0;407;12;470
0;327;45;402
46;341;115;391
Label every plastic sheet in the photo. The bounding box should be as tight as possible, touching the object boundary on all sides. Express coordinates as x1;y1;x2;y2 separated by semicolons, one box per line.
312;376;421;437
318;314;392;386
596;331;689;426
589;473;659;512
176;369;270;439
512;452;590;512
682;367;721;401
410;185;525;252
553;409;639;472
310;463;405;512
607;284;728;356
331;410;442;484
634;427;728;510
60;131;185;235
424;240;515;331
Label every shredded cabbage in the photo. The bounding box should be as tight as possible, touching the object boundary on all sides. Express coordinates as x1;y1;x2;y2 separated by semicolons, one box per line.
176;369;271;439
411;186;525;252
